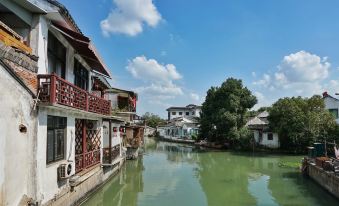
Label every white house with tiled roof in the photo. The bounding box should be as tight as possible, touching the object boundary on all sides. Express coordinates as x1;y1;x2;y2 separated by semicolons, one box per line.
246;111;280;148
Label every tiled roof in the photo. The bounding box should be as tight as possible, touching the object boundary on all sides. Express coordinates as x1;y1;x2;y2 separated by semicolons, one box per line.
0;42;38;96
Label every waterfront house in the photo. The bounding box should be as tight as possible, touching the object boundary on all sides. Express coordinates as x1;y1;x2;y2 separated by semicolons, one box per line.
246;111;280;148
105;87;144;159
145;126;156;137
0;1;137;205
158;116;199;140
166;104;201;120
322;92;339;124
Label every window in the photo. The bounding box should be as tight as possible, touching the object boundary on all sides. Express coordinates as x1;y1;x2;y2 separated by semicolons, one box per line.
192;111;195;115
47;32;66;78
172;112;176;115
267;133;273;140
179;112;183;115
74;59;89;90
186;112;189;116
329;109;339;119
47;116;66;164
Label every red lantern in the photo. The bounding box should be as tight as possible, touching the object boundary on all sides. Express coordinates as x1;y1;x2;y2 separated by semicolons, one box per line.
113;127;117;132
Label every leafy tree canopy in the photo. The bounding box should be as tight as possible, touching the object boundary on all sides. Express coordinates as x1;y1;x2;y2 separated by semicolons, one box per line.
200;78;257;142
268;95;337;152
142;112;165;128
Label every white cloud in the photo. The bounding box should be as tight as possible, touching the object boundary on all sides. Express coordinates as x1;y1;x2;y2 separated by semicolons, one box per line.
100;0;162;36
127;55;184;110
190;93;200;101
252;51;334;108
127;56;182;84
276;50;330;84
135;82;183;96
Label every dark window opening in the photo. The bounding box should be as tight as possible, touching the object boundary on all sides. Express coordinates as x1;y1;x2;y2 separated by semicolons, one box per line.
48;32;66;78
74;58;89;90
179;112;183;115
186;112;189;116
47;116;66;164
329;109;339;119
268;133;273;140
172;112;176;115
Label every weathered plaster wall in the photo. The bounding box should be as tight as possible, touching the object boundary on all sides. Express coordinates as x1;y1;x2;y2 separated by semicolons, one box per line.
0;65;38;205
253;131;279;149
308;164;339;199
36;107;103;205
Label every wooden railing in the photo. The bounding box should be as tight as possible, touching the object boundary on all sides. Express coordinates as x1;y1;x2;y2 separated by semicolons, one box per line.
75;149;101;173
102;145;120;164
37;73;111;115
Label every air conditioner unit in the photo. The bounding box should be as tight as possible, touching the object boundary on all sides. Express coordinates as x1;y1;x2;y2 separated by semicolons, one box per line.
58;163;73;179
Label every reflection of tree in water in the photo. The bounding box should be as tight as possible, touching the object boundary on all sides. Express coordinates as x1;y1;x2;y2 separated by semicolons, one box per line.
196;152;339;206
83;158;144;206
195;152;257;206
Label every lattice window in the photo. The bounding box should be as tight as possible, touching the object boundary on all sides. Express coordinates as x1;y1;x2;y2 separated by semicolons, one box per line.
75;119;83;155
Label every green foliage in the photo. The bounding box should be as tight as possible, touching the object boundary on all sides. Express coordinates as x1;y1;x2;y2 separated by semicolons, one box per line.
278;161;300;169
268;95;337;152
142;112;165;128
235;127;255;150
200;78;257;143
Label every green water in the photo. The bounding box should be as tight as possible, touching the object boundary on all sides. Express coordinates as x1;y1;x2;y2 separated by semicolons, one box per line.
83;139;339;206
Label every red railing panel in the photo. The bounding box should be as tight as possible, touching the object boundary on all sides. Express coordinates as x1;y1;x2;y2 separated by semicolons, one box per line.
37;74;111;115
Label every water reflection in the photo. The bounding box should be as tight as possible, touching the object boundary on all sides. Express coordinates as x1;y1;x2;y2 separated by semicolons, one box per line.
83;140;339;206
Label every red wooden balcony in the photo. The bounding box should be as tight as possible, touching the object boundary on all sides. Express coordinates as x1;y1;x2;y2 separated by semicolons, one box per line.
75;149;101;173
37;73;111;115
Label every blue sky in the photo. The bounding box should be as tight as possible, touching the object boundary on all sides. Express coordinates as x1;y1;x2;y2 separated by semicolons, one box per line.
59;0;339;118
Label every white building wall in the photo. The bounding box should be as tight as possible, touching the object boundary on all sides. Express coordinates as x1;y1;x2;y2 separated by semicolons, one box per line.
0;66;38;206
168;108;201;120
36;107;103;205
253;130;279;149
324;97;339;124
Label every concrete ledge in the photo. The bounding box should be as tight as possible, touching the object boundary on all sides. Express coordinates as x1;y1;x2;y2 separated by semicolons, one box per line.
308;164;339;199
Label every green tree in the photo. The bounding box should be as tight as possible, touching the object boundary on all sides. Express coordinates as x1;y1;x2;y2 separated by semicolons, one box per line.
268;95;337;152
142;112;165;128
200;78;257;143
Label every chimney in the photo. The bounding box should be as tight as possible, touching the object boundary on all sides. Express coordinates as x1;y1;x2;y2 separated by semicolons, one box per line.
322;91;329;98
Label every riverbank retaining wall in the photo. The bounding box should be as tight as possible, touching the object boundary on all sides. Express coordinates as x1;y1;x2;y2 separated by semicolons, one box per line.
308;163;339;199
45;158;125;206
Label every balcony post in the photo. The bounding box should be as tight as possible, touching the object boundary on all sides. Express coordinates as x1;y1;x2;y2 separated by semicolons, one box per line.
85;92;89;112
50;73;56;104
109;120;112;163
82;119;87;169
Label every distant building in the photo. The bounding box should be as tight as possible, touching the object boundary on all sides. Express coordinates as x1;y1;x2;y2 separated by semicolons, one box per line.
246;111;280;149
323;92;339;124
158;116;199;140
166;104;201;120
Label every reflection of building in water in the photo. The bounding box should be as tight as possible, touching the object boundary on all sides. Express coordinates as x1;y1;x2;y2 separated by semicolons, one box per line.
155;142;200;164
83;158;144;206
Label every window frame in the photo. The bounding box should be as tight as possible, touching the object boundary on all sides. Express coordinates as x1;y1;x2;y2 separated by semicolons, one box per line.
329;108;339;119
46;116;67;164
47;31;66;79
186;112;189;116
74;58;89;91
172;112;176;115
267;133;273;141
179;112;183;115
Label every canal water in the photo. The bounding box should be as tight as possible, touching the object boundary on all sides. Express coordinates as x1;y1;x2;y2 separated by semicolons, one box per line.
82;139;339;206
